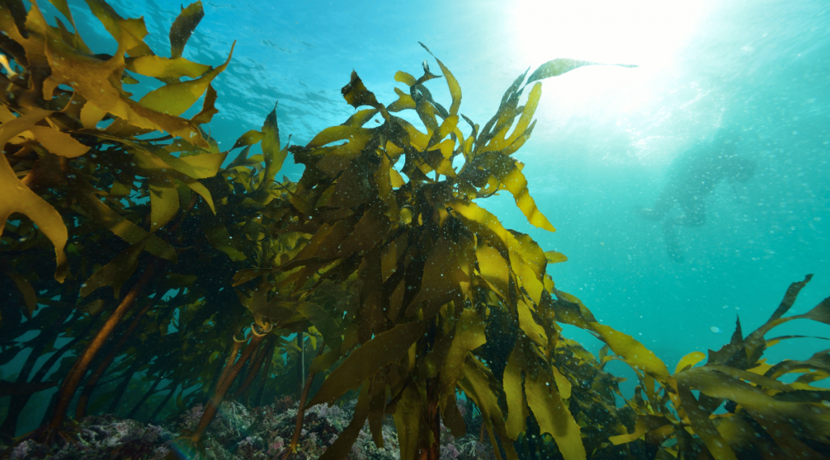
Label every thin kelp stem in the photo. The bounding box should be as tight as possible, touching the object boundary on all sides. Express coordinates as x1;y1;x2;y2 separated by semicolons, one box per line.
233;343;262;397
191;329;267;444
106;357;143;414
426;379;442;460
47;258;164;430
149;382;179;423
233;336;273;401
3;315;98;436
13;313;102;434
75;302;153;419
49;194;197;428
201;340;232;405
0;309;73;437
215;339;245;395
126;376;163;419
253;343;275;407
297;332;304;397
288;340;325;454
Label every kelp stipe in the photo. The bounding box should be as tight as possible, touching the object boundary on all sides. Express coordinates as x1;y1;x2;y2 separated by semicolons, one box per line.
0;0;237;444
230;43;627;460
3;1;829;460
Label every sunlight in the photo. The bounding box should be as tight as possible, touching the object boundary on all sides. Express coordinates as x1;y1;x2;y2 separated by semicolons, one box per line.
507;0;708;70
500;0;716;168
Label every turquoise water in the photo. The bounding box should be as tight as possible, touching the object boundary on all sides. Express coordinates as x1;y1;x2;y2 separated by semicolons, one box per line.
6;0;829;436
67;0;828;378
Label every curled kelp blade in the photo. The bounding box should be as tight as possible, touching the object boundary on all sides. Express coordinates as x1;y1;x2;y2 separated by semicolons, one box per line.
170;1;205;59
1;0;230;284
0;110;69;283
3;271;38;318
526;58;637;85
419;42;462;117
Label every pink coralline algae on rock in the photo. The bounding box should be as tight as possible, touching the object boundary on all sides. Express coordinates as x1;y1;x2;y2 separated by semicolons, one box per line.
7;415;169;460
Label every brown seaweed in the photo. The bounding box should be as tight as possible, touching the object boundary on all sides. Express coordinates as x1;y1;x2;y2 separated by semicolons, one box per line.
1;2;828;460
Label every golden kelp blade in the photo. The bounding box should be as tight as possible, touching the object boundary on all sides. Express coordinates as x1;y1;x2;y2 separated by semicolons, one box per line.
674;351;706;374
553;289;670;380
0;110;68;282
497;157;555;232
545;251;567;264
504;346;529;438
458;359;519;460
592;323;670;379
148;175;178;232
191;84;219;123
403;235;472;319
342;70;381;109
524;360;586;460
205;224;247;261
419;42;462;116
437;309;487;391
481;83;542;154
45;0;92;53
0;55;17;77
139;42;235;116
674;382;739;460
505;338;586;459
24;3;211;147
394;70;417;87
126;55;210;80
83;0;153;57
28;126;90;158
73;179;178;261
44;38;206;147
608;419;647;446
232;129;264;150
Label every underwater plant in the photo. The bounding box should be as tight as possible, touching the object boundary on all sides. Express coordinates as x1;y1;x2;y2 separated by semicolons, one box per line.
545;275;830;459
2;1;830;460
231;44;615;460
0;0;258;444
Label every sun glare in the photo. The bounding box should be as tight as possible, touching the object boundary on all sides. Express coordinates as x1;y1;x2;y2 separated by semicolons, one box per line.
507;0;708;70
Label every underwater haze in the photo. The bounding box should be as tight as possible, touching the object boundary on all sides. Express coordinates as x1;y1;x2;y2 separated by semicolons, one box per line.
80;0;830;373
2;0;830;456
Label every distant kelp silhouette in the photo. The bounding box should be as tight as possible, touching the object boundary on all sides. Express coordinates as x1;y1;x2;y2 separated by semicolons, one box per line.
2;1;829;460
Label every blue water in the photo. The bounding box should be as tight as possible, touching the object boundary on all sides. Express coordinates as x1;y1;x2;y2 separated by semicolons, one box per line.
36;0;830;391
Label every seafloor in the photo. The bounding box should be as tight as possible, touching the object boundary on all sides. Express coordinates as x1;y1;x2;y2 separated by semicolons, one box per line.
2;397;492;460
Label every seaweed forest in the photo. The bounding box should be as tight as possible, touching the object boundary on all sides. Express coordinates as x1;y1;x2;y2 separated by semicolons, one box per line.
1;1;829;460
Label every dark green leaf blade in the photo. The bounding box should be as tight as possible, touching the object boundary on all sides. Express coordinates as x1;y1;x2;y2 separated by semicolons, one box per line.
170;1;205;59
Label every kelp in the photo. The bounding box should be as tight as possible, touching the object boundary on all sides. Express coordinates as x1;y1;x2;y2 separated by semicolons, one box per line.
226;43;627;460
0;0;244;443
548;276;830;460
2;1;829;460
0;0;226;283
